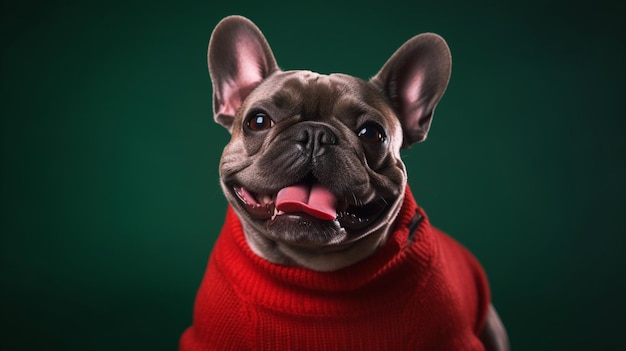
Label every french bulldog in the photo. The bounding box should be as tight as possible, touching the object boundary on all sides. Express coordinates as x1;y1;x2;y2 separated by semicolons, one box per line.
180;15;508;351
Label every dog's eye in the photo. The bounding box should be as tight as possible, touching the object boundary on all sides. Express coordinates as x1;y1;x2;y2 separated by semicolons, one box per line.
357;123;386;143
246;112;275;131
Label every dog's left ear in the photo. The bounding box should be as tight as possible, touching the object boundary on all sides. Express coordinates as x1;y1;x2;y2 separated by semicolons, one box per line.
208;16;279;132
371;33;451;148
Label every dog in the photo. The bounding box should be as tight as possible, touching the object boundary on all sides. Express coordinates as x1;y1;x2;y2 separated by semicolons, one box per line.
180;15;508;350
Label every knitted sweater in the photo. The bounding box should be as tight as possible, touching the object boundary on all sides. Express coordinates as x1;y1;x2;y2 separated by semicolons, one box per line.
180;188;490;350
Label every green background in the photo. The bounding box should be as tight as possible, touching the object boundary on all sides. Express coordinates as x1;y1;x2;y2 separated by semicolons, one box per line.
1;0;624;349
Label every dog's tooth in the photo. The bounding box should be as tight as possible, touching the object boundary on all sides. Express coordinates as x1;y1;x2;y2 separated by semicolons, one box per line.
234;187;251;206
259;194;272;205
271;206;284;221
237;187;261;206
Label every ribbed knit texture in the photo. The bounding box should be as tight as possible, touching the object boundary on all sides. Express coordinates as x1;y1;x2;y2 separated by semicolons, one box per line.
180;187;490;350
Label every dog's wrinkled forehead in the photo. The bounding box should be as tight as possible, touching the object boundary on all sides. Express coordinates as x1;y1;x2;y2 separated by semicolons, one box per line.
242;71;396;125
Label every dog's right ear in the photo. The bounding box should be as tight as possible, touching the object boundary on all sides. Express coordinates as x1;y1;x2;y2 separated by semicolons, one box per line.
208;16;279;132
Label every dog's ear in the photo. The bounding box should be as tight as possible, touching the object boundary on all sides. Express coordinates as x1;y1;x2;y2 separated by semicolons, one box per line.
371;33;451;148
208;16;279;132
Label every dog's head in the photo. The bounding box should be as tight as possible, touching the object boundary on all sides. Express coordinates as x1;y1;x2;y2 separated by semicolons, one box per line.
208;16;451;271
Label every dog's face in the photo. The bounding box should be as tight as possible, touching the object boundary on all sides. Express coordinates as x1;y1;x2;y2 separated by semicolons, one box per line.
208;16;451;271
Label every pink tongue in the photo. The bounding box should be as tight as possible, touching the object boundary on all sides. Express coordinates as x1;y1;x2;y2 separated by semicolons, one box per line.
275;184;337;221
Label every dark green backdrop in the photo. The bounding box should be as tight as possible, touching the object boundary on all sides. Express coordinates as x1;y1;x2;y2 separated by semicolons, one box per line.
2;0;624;350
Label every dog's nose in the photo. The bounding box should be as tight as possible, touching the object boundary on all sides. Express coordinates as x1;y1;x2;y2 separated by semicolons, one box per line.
293;125;337;156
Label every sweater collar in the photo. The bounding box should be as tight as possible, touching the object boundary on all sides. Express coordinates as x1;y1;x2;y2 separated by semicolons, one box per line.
214;186;435;313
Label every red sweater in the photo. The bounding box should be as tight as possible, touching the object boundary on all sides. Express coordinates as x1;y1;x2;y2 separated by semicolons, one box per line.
180;188;490;350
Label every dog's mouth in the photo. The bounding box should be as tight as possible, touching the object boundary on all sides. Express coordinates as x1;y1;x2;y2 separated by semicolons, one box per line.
232;181;388;232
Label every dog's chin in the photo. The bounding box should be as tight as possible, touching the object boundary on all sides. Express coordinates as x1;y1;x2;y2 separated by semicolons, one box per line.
227;185;391;249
